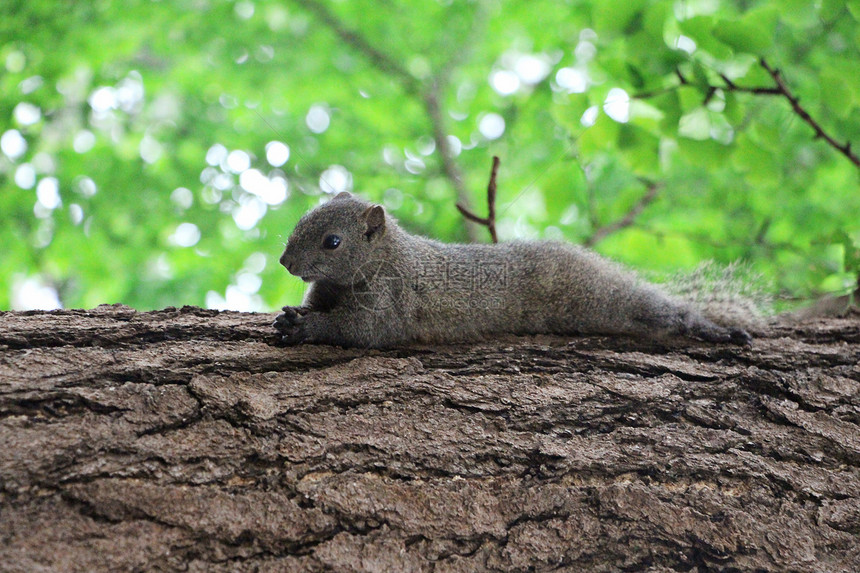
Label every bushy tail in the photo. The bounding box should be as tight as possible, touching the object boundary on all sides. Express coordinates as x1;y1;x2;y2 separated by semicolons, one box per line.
661;261;772;331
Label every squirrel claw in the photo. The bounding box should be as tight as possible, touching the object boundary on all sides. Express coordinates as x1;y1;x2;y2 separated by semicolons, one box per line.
691;322;752;346
273;306;308;345
729;327;752;346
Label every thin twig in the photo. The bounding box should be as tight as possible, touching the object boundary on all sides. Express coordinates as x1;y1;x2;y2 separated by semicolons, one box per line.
632;70;690;100
634;61;859;169
718;72;781;96
759;58;860;168
457;156;500;243
584;180;663;247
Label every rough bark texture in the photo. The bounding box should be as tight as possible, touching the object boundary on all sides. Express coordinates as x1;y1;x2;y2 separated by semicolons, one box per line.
1;304;858;572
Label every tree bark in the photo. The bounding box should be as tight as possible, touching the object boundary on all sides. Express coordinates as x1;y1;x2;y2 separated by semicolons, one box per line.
1;305;858;572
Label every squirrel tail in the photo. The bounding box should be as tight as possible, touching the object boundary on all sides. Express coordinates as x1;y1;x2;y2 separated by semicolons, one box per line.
661;261;772;331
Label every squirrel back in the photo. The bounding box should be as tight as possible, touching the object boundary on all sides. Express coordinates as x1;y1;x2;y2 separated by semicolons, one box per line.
275;193;751;348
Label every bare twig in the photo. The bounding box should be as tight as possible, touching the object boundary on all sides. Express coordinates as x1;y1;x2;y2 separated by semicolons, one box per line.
717;72;781;96
632;70;690;100
457;156;499;243
584;180;663;247
759;58;860;168
634;60;859;170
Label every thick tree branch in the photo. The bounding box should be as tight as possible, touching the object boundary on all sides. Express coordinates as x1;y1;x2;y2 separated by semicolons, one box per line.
3;307;859;571
585;180;663;247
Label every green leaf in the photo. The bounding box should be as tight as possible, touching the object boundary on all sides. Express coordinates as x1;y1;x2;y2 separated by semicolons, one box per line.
775;0;819;26
617;124;661;177
820;69;855;118
642;1;670;40
723;92;744;124
820;0;845;21
577;112;621;155
654;91;682;132
677;138;733;167
551;93;592;134
678;16;733;60
713;7;778;54
713;20;770;53
593;0;648;35
677;85;704;113
677;16;714;43
690;60;712;93
733;134;777;186
846;0;860;21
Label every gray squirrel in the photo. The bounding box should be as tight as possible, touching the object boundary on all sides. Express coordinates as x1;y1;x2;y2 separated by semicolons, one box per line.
274;192;752;348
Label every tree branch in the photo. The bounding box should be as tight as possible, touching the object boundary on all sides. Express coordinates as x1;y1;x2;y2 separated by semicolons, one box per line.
5;307;860;571
425;83;479;241
291;0;417;91
457;156;499;243
717;72;781;96
758;58;860;168
584;180;663;247
290;0;479;240
631;69;690;100
634;61;860;169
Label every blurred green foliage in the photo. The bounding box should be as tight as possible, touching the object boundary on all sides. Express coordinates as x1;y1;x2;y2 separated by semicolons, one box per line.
1;0;858;311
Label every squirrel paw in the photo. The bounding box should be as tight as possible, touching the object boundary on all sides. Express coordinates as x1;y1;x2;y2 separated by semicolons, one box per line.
696;325;752;346
728;327;752;346
686;317;752;346
273;306;309;345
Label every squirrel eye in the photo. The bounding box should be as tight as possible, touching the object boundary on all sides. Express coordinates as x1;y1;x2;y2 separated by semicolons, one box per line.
322;234;342;250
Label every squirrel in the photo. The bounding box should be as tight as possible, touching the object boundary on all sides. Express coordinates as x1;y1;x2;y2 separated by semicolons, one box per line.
274;192;752;348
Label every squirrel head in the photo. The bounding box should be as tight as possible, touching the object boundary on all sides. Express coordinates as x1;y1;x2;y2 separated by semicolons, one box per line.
279;192;389;285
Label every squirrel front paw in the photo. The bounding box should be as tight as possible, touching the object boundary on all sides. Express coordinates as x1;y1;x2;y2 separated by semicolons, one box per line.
273;306;309;345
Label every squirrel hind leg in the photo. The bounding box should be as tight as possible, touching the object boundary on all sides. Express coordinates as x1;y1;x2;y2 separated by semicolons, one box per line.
686;316;752;346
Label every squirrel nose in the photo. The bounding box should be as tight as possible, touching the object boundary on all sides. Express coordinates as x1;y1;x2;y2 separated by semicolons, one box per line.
279;251;290;270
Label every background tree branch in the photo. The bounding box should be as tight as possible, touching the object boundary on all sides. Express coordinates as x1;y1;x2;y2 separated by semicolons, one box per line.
291;0;417;89
584;180;663;247
292;0;480;240
758;58;860;168
635;60;860;170
425;84;479;241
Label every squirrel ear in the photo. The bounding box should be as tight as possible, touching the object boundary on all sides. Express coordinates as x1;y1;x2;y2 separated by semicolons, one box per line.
362;205;386;239
332;191;352;201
